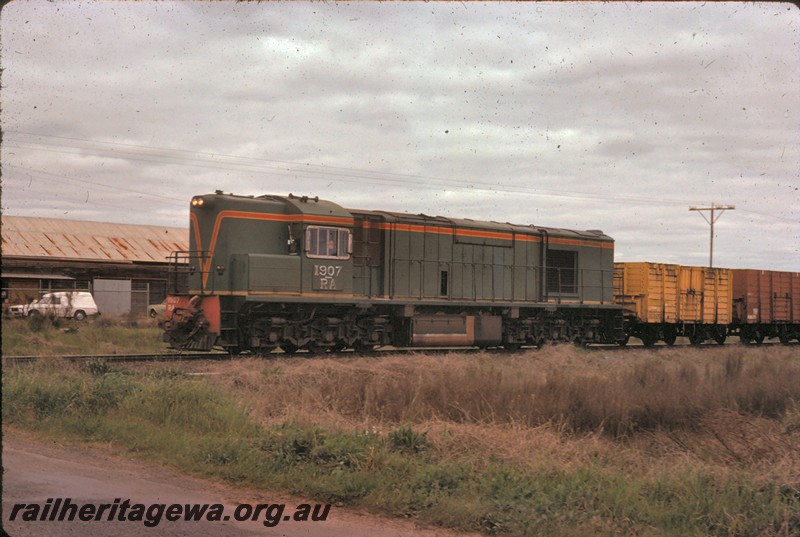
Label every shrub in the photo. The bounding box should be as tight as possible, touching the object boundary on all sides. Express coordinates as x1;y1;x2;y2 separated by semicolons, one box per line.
389;426;430;454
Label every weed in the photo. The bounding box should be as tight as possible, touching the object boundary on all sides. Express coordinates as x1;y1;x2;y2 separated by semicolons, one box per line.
4;349;800;537
3;317;168;356
389;426;430;454
84;359;114;376
27;313;48;332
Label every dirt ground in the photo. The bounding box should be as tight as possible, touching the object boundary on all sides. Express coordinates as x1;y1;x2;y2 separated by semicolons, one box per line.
1;428;478;537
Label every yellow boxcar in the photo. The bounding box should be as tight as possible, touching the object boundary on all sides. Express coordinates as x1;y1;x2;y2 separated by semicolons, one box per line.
613;262;679;324
614;262;732;345
677;265;732;325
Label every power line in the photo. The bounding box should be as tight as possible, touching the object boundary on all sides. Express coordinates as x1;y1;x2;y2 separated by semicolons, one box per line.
6;132;799;224
4;165;186;203
6;131;707;207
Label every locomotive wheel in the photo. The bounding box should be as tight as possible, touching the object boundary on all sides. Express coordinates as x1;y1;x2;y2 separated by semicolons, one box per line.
353;341;376;355
331;341;348;353
304;342;326;355
616;335;630;347
503;342;522;352
281;343;298;355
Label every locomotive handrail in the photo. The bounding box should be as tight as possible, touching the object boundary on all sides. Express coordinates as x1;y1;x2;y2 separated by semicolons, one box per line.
543;266;615;305
167;250;211;294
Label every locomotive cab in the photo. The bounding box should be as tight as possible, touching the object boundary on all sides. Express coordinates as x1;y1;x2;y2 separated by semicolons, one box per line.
164;192;355;351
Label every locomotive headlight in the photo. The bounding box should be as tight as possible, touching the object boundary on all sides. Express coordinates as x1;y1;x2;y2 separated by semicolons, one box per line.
191;197;205;207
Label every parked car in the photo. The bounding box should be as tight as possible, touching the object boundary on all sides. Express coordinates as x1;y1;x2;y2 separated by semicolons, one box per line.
148;300;167;318
8;291;99;321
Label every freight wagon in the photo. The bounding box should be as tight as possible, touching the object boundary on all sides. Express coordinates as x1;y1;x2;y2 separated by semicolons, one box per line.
613;262;732;345
731;269;800;344
163;192;625;352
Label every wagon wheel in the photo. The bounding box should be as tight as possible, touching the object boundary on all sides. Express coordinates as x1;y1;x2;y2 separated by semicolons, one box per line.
688;331;704;346
713;326;727;345
641;326;658;347
616;335;630;347
640;335;657;347
662;327;677;346
503;342;522;352
779;333;791;345
753;331;765;345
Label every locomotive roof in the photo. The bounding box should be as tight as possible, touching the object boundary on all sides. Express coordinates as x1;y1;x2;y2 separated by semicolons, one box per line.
349;209;613;243
203;192;352;219
203;192;611;242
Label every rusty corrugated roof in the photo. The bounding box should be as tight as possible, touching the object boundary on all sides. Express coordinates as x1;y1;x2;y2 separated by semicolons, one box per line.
1;216;189;263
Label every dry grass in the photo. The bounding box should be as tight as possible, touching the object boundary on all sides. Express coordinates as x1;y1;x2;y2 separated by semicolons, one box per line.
212;345;800;432
7;345;799;536
201;345;800;486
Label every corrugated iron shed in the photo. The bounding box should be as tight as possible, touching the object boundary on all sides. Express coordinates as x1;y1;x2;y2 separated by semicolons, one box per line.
1;216;189;263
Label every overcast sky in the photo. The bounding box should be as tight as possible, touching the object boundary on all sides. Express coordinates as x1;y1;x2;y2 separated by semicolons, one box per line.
2;1;798;270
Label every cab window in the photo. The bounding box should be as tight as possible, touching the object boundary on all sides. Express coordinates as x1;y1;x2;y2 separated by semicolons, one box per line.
305;226;351;259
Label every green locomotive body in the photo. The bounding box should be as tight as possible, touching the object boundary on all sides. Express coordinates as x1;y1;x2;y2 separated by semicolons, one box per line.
164;192;624;353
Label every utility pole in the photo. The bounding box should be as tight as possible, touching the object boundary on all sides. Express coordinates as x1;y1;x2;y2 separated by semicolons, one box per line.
689;204;735;268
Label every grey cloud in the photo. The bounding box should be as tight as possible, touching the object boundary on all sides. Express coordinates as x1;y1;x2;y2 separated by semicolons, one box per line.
2;1;797;270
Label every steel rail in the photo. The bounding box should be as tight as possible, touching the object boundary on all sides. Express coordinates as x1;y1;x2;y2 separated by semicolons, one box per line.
1;352;231;364
2;341;795;365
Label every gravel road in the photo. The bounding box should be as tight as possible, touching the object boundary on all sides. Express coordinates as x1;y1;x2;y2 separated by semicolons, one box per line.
2;429;474;537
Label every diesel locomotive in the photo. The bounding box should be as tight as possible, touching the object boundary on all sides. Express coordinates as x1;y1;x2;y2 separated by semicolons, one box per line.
163;191;625;353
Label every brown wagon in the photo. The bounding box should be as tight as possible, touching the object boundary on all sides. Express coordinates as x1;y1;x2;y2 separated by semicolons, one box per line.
731;269;800;344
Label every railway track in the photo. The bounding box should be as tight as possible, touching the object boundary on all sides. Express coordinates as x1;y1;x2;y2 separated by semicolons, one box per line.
1;352;232;364
3;340;795;365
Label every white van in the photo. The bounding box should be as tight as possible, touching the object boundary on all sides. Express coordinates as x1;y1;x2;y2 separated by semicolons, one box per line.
9;291;99;321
